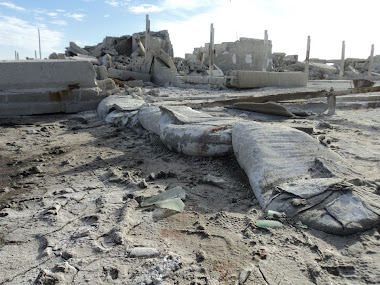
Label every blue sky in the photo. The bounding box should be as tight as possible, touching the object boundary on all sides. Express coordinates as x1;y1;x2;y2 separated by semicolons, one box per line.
0;0;379;60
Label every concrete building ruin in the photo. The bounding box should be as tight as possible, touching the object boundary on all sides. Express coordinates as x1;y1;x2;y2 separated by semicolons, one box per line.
190;37;273;73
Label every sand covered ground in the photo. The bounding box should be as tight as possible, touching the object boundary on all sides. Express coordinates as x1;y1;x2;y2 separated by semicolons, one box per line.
1;85;380;284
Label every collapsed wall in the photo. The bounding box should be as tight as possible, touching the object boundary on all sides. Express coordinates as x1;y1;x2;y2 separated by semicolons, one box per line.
191;38;272;73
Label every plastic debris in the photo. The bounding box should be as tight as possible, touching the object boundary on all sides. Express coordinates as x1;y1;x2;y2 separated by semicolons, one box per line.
255;220;284;229
267;210;285;218
140;186;186;212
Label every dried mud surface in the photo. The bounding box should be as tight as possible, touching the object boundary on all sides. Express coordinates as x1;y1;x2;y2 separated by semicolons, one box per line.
1;99;380;284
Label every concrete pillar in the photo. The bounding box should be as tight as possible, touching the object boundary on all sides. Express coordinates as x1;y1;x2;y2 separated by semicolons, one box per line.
38;29;42;59
35;50;37;60
262;30;268;71
339;41;345;79
305;36;311;76
17;52;19;60
209;23;214;77
145;14;150;56
15;51;17;60
327;94;336;115
368;44;374;78
200;52;205;66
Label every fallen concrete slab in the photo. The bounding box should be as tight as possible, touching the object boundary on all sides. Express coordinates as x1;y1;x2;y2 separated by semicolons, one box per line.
0;60;96;90
232;122;380;235
97;95;145;119
0;60;107;116
108;68;151;82
232;102;295;117
225;71;307;89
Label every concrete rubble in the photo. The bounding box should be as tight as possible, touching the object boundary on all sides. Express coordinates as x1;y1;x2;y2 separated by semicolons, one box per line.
1;23;380;285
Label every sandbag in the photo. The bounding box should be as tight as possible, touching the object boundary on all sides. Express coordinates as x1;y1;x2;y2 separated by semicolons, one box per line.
232;122;380;235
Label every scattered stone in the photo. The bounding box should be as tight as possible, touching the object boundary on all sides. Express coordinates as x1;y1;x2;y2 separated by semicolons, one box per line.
199;174;227;189
138;179;148;189
129;247;160;258
35;269;62;285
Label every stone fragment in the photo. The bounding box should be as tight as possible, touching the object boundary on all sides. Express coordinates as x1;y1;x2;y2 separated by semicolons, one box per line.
68;41;90;55
130;247;160;258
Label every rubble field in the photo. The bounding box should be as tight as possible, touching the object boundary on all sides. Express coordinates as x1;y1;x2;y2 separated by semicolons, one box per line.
1;84;380;285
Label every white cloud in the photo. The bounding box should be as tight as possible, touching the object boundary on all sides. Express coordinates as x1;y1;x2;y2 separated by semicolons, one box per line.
161;0;222;11
51;19;67;26
156;0;380;59
104;14;110;18
65;13;86;21
104;0;130;7
0;1;25;11
0;16;64;53
47;12;58;17
129;4;163;13
56;9;65;13
105;0;119;7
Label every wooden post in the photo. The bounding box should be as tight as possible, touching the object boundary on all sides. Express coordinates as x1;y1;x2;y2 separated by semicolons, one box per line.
38;29;42;59
209;23;214;77
339;41;345;79
368;44;374;78
262;30;268;71
145;15;150;56
305;36;310;76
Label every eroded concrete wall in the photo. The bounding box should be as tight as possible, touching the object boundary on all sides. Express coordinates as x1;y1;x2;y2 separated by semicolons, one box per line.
0;60;107;117
193;38;272;73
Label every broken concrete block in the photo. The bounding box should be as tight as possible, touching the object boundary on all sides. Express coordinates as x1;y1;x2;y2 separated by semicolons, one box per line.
151;58;181;87
0;60;97;90
225;71;307;89
97;95;145;119
232;122;380;235
95;66;109;80
96;78;117;92
102;54;113;68
309;62;338;75
108;68;151;82
49;52;59;59
232;102;295;117
70;54;100;65
156;49;177;71
68;41;90;55
126;80;144;88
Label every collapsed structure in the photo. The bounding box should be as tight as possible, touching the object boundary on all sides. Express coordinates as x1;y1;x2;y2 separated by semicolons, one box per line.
1;24;380;236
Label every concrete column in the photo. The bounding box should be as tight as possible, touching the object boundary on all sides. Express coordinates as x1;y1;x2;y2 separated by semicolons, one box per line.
35;50;37;60
339;41;345;79
305;36;311;76
15;51;17;60
17;52;19;60
200;52;205;66
38;29;42;59
209;23;214;77
145;15;150;55
368;44;374;78
262;30;268;71
327;94;336;115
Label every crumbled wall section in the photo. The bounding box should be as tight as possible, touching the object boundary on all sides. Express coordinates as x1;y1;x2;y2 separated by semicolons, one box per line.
193;38;272;73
